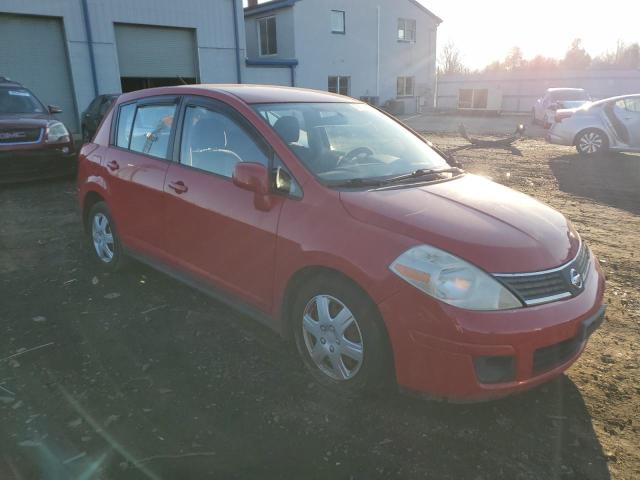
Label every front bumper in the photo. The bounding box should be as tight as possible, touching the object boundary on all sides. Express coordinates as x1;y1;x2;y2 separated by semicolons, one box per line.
378;259;606;402
0;144;76;184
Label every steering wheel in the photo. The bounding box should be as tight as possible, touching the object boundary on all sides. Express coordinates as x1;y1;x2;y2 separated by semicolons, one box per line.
336;147;375;167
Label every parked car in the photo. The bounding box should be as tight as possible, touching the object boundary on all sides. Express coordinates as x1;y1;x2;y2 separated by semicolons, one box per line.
533;88;591;128
81;94;118;142
77;85;605;401
0;77;75;183
546;94;640;156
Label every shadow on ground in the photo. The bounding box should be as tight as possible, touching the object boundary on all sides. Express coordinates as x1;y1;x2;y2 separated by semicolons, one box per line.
1;261;611;479
550;153;640;215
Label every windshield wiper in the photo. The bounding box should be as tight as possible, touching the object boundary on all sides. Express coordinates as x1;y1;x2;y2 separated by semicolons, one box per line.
327;177;386;188
380;167;464;185
326;167;463;189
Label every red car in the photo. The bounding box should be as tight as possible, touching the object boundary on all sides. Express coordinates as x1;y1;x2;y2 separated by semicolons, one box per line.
77;85;605;401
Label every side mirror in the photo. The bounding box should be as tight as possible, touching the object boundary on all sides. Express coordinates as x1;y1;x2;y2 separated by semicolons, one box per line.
48;105;63;114
232;162;272;211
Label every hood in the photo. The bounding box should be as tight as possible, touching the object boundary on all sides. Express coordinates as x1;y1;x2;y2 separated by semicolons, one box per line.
340;174;579;273
0;113;52;129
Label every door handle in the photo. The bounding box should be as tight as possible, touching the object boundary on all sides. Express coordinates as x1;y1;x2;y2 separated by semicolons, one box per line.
168;181;188;194
106;160;119;171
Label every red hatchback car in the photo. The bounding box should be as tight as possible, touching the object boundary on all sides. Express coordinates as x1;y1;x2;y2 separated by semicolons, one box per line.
77;85;605;401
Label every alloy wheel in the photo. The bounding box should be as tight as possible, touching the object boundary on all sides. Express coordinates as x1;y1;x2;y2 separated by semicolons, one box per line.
578;131;604;154
92;213;115;263
301;295;364;381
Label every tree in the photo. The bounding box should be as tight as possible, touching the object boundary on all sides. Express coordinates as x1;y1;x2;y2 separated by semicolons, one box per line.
504;46;525;71
562;39;591;70
438;41;468;75
593;41;640;69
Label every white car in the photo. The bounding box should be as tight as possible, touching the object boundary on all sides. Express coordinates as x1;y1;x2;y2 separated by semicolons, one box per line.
546;94;640;155
533;88;591;128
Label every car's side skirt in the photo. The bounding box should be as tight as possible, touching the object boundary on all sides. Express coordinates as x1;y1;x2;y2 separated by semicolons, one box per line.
123;247;284;337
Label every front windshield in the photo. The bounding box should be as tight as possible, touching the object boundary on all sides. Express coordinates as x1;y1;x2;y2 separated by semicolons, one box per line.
0;87;46;114
254;102;449;184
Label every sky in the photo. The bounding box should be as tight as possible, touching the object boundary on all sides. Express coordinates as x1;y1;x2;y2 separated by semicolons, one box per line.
417;0;640;69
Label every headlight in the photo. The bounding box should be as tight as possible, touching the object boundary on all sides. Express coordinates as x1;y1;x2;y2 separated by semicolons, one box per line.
390;245;523;311
45;121;70;143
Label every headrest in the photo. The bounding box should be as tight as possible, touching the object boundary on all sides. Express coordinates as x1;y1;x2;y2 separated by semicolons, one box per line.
273;116;300;144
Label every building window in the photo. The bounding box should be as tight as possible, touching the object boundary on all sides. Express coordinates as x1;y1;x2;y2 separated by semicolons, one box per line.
458;89;489;109
331;10;345;34
328;76;350;96
258;16;278;56
397;77;415;97
397;18;416;42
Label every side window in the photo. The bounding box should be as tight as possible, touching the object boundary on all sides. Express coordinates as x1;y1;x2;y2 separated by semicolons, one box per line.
129;104;177;159
180;106;269;178
624;98;640;113
115;103;136;148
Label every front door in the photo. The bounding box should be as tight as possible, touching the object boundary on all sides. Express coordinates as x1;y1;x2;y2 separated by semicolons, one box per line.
105;97;178;258
163;98;283;312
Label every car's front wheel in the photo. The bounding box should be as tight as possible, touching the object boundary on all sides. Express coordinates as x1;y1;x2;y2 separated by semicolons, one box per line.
576;129;608;156
87;202;126;271
292;275;393;395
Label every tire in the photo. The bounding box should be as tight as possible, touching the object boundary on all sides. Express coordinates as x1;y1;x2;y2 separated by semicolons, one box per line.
575;129;609;156
291;274;394;395
86;202;127;271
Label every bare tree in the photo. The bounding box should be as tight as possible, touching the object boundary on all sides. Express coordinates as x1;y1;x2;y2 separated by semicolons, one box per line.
562;39;592;70
438;41;468;75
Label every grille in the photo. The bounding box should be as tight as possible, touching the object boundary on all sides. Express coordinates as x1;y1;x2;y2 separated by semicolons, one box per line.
533;335;581;374
496;243;590;306
0;127;42;144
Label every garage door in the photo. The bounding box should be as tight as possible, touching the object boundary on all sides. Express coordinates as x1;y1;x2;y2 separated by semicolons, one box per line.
0;14;77;132
115;24;197;81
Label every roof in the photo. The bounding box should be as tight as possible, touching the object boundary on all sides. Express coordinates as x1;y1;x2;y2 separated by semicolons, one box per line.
118;84;359;105
244;0;300;17
408;0;443;24
590;93;640;107
245;0;442;23
547;88;586;92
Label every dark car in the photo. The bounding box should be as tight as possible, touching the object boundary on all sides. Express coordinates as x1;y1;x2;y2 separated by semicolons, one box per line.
81;94;118;142
0;77;75;183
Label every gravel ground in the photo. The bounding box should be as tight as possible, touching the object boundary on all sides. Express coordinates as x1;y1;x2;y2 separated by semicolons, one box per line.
0;137;638;479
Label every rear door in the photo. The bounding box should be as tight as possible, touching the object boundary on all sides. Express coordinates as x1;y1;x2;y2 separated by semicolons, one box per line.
617;98;640;147
105;96;179;258
162;96;284;312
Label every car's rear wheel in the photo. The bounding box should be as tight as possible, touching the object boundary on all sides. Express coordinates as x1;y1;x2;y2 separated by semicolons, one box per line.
576;129;608;156
292;275;393;395
87;202;126;271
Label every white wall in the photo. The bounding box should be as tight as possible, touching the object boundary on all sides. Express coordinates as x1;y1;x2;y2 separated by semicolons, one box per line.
245;0;440;113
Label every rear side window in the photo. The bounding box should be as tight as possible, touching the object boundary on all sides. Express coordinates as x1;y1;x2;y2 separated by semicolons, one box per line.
129;104;177;159
115;103;136;148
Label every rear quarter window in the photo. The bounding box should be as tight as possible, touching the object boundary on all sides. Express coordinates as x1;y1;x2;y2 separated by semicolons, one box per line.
115;103;136;148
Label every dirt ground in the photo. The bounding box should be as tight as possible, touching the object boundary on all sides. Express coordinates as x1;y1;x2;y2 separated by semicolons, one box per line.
0;137;638;480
